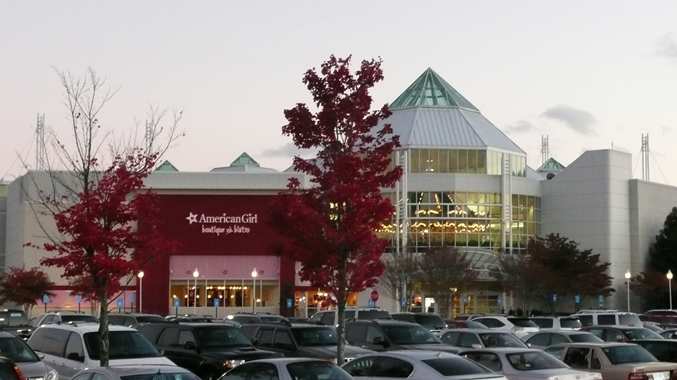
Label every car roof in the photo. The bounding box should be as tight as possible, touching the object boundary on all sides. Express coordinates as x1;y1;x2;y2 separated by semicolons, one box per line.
174;322;237;327
549;342;636;348
247;357;336;364
369;350;459;360
0;332;17;338
460;347;542;354
530;329;590;335
82;365;192;375
109;313;162;318
37;324;136;333
355;319;417;326
291;323;331;329
442;328;506;333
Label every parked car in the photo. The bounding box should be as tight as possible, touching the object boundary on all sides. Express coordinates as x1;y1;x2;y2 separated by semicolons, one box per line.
107;313;165;328
529;316;582;330
138;322;278;380
227;313;291;326
30;312;98;327
460;347;601;380
660;329;677;339
571;311;642;328
0;356;28;380
391;312;447;332
545;342;677;380
471;316;539;338
72;365;200;380
439;329;527;349
642;321;664;334
345;319;460;353
0;309;33;340
523;330;603;348
28;323;173;380
310;308;391;325
582;326;663;342
164;314;215;322
343;350;509;380
634;339;677;362
643;310;677;328
219;358;352;380
446;319;489;330
242;323;372;362
0;331;58;380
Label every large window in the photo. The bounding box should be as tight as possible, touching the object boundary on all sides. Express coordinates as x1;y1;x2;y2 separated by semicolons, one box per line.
409;149;525;177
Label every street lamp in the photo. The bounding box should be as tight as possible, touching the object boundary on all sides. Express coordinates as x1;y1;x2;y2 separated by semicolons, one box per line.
624;270;631;312
251;268;258;313
668;270;674;310
193;269;200;312
137;271;145;313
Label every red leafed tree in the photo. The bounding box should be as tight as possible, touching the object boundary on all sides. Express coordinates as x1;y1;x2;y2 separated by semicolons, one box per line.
275;55;401;363
37;151;175;366
0;267;54;314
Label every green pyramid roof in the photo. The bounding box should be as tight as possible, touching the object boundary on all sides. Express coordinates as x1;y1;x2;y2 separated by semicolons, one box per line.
230;152;260;167
155;160;179;172
537;157;566;173
390;68;479;111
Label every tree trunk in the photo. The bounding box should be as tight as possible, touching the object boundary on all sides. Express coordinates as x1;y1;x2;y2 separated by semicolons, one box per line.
98;290;110;367
336;249;348;365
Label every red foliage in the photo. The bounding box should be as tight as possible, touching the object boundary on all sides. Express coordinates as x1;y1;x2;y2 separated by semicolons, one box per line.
0;267;54;309
275;55;401;302
37;151;176;300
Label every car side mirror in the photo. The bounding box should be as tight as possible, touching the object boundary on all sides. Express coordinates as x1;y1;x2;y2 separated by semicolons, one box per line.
67;352;83;362
471;344;483;349
184;341;197;350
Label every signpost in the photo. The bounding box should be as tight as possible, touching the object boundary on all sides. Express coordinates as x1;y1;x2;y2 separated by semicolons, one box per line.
116;298;124;312
174;298;180;317
75;295;82;313
214;298;220;318
42;294;50;313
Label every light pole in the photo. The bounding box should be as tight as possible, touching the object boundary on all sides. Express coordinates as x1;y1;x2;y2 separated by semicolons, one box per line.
137;271;144;313
668;270;674;310
624;270;631;312
193;269;200;312
251;268;258;313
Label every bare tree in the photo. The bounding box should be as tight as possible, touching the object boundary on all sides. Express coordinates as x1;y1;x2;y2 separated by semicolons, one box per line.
382;249;419;312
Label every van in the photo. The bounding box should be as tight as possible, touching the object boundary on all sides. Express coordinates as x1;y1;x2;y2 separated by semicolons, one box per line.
571;310;642;327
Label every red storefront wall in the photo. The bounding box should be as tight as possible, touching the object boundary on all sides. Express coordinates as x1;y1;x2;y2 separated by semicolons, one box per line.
141;194;294;315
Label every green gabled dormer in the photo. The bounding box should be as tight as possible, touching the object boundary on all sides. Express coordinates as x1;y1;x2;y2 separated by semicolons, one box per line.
210;152;277;173
155;160;179;172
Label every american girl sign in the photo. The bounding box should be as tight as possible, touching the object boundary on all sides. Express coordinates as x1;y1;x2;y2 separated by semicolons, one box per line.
185;211;259;236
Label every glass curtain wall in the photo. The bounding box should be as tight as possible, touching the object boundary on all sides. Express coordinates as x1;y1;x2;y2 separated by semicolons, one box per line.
409;149;526;177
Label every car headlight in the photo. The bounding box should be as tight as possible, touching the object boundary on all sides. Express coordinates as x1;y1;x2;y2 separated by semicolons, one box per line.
223;359;245;369
344;357;355;363
45;368;59;380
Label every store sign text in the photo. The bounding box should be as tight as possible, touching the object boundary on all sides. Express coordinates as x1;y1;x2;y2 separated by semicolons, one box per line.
186;212;258;236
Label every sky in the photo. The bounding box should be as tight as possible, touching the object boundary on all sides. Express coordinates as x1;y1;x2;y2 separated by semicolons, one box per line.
2;1;677;183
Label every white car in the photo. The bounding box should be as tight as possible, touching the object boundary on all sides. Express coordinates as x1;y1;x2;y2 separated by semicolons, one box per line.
28;323;174;380
472;316;540;338
461;347;602;380
530;316;582;330
343;350;509;380
72;365;199;380
219;358;351;380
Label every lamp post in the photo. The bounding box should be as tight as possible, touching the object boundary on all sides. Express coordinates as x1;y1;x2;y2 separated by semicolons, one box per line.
624;270;631;312
251;268;258;313
668;270;674;310
193;269;200;312
137;271;144;313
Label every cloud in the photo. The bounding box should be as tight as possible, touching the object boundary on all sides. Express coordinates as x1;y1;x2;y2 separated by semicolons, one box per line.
656;33;677;59
661;125;673;135
261;142;299;158
505;120;535;134
541;105;596;135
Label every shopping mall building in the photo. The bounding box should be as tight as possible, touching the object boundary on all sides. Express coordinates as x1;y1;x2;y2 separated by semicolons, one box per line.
4;68;677;316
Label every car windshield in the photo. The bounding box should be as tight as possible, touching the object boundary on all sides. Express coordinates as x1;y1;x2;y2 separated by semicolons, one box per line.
357;310;390;320
62;315;97;323
381;325;439;345
560;318;582;329
479;333;527;348
415;315;445;329
84;331;160;360
122;374;200;380
619;314;642;326
0;337;39;362
292;327;337;346
624;328;662;340
423;357;490;376
602;345;657;364
0;311;28;327
194;326;252;348
287;361;351;380
531;318;554;328
507;352;568;370
508;318;538;328
570;333;603;343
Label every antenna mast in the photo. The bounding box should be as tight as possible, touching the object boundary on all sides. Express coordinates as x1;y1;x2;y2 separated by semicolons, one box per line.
35;113;46;170
540;135;550;165
641;133;650;181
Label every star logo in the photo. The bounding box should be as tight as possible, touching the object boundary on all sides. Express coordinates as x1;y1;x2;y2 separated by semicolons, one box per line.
186;212;198;224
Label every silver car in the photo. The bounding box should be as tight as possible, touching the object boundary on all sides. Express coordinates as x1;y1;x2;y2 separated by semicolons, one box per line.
72;365;199;380
461;347;602;380
0;332;57;380
219;358;352;380
524;330;604;349
343;350;509;380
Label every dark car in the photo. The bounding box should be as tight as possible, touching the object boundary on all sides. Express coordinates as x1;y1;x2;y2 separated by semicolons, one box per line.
644;310;677;328
391;312;446;331
108;313;166;328
0;356;25;380
345;319;459;353
138;322;278;379
227;313;291;326
634;339;677;362
164;314;216;323
583;326;663;342
242;323;372;362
